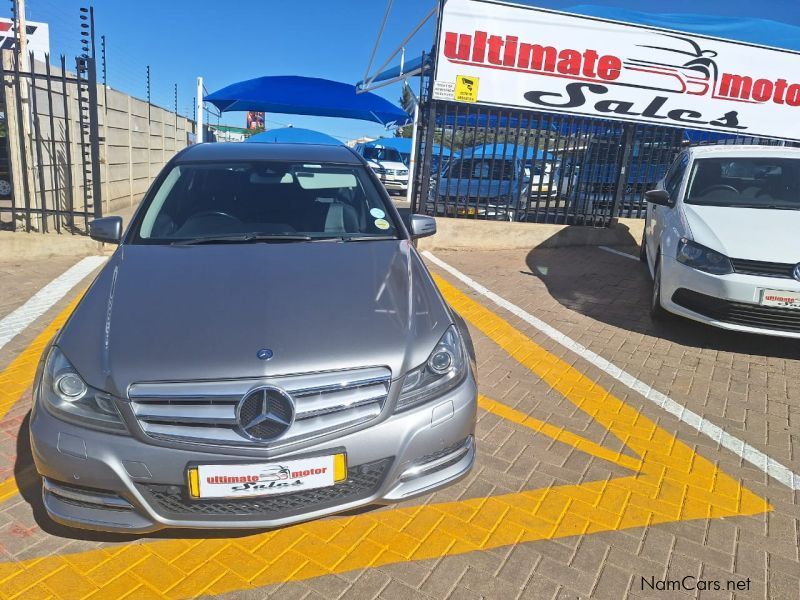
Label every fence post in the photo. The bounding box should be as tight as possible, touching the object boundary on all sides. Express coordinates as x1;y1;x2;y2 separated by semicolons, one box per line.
416;101;437;215
86;57;102;217
610;123;634;225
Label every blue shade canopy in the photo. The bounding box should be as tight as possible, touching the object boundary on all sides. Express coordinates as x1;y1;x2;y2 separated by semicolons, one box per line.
356;54;431;88
245;128;342;146
462;144;554;161
567;5;800;52
205;76;411;127
369;137;453;158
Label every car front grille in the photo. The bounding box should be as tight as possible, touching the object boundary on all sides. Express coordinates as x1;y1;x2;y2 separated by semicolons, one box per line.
139;458;392;520
128;367;391;448
672;288;800;333
730;258;797;279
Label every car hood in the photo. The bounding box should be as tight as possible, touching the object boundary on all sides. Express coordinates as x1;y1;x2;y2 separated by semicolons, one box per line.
682;204;800;262
377;161;407;171
58;241;452;395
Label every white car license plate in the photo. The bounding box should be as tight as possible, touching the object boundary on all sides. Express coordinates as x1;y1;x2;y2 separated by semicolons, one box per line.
189;453;346;499
760;289;800;310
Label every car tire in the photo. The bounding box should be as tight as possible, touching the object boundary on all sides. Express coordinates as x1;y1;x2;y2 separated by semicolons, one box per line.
639;230;647;263
650;257;668;320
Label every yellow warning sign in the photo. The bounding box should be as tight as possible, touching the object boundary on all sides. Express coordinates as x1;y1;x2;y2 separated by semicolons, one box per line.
455;75;479;103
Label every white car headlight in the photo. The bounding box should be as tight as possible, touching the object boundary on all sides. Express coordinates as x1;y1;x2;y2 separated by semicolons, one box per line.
38;346;127;432
676;238;733;275
396;326;467;412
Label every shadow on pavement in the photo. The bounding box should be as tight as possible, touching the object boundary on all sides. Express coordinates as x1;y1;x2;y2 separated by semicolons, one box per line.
524;230;800;360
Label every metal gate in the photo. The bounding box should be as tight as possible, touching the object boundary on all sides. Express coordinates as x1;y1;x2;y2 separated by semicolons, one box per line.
411;97;788;227
0;50;102;234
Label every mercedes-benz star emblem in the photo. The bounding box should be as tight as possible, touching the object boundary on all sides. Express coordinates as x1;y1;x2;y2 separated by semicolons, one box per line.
236;386;294;442
794;264;800;282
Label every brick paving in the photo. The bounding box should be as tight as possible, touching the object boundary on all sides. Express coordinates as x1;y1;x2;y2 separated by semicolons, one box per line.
0;247;797;599
0;257;88;371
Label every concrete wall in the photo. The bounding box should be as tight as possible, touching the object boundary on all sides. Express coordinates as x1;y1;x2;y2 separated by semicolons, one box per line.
10;57;193;228
100;86;192;213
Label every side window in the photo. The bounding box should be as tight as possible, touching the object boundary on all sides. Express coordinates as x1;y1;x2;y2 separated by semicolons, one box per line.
665;153;689;198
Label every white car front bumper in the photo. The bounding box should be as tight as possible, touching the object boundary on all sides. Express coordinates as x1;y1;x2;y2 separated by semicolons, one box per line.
659;255;800;339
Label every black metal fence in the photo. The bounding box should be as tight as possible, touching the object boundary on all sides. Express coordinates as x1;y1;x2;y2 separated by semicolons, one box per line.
0;50;102;234
412;98;789;227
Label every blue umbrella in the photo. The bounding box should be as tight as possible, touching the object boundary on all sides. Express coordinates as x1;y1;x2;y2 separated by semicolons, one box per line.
205;76;411;127
245;127;341;145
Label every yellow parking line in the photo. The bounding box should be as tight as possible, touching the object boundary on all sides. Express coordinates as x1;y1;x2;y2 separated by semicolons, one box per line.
0;274;770;599
0;293;83;422
477;395;644;472
0;293;83;504
0;477;19;503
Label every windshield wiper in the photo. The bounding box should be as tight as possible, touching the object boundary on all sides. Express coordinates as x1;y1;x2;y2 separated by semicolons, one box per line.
301;235;398;242
172;233;313;245
727;204;798;210
338;235;398;242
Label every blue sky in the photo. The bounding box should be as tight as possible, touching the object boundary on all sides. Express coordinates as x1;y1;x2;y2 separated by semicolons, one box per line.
21;0;800;141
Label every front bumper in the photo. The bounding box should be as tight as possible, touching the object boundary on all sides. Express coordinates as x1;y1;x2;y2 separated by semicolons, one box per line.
30;373;477;533
660;255;800;339
382;181;408;192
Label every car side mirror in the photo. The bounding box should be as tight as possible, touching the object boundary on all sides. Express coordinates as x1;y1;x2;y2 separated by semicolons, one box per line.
409;214;436;239
645;189;672;207
89;216;123;244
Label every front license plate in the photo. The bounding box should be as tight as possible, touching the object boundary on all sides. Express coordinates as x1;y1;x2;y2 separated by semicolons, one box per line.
188;453;346;499
760;289;800;310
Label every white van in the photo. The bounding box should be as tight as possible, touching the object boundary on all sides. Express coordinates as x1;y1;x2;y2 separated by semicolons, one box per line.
355;143;409;195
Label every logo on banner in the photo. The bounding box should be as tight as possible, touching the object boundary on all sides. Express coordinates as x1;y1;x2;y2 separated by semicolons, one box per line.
442;30;768;130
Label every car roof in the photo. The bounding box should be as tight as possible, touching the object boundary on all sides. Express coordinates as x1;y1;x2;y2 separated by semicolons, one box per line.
176;142;363;164
688;144;800;158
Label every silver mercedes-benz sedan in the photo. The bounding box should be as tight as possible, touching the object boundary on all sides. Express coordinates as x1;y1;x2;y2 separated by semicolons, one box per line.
30;142;477;533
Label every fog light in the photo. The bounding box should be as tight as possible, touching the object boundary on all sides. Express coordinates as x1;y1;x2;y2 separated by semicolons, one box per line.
55;373;87;401
428;350;453;374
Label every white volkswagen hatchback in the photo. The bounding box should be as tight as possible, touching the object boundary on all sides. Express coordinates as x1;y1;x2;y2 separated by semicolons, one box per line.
642;145;800;338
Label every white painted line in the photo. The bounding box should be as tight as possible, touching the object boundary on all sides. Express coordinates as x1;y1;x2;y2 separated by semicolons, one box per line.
0;256;106;352
424;250;800;491
599;246;639;261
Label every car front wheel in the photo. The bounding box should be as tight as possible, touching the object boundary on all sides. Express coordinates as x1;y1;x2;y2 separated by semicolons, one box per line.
650;257;668;320
640;230;648;263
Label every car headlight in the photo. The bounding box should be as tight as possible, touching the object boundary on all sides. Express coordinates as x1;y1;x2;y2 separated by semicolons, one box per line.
396;325;467;412
38;346;127;432
676;238;733;275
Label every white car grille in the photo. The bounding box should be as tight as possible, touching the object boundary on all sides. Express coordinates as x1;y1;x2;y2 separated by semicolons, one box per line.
128;367;391;448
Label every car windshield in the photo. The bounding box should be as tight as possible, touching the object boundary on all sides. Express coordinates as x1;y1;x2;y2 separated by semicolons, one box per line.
685;157;800;210
131;161;400;243
362;147;403;163
445;159;517;181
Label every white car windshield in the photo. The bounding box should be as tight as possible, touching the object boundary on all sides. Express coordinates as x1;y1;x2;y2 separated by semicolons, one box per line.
685;157;800;210
132;161;399;243
362;147;403;163
445;159;517;181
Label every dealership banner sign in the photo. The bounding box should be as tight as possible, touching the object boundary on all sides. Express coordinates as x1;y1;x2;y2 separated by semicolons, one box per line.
433;0;800;140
